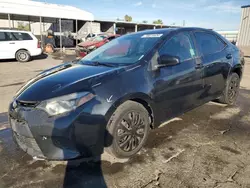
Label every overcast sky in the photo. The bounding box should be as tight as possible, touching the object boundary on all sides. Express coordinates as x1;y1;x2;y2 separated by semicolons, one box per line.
36;0;249;30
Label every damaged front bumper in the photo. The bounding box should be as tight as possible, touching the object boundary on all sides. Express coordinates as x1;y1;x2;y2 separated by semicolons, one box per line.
9;100;107;160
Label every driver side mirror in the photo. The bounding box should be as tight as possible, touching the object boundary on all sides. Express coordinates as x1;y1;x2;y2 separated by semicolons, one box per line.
155;54;180;68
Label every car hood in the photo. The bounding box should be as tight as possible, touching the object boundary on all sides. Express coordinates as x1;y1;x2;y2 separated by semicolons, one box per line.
16;62;122;102
78;41;99;48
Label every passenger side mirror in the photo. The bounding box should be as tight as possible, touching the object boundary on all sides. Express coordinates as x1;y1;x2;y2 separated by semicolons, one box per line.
156;54;180;68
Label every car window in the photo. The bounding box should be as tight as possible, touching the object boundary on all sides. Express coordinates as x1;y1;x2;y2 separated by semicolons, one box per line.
86;33;96;38
216;37;226;50
82;32;165;65
92;36;106;42
194;32;226;55
6;32;16;41
12;32;33;40
0;32;16;41
103;40;131;56
159;32;196;62
0;32;5;41
108;36;116;40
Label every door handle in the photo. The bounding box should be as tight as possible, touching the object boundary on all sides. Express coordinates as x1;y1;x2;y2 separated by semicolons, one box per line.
226;54;232;59
9;42;15;44
195;64;203;69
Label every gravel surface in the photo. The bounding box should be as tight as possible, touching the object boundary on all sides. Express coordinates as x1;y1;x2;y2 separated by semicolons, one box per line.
0;55;250;188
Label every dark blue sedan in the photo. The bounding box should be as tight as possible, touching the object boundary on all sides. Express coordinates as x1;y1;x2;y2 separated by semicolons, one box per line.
9;27;244;160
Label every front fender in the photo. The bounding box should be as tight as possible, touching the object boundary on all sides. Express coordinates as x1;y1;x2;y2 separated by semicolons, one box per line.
104;92;155;126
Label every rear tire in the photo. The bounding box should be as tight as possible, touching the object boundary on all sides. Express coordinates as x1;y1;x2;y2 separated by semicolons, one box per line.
105;101;150;158
218;73;240;105
15;50;30;62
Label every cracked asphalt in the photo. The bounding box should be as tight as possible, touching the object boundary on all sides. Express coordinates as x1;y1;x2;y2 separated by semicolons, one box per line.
0;55;250;188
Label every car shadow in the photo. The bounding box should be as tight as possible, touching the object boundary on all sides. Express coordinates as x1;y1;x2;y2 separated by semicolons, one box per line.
0;53;48;63
63;158;107;188
32;53;48;60
61;124;112;188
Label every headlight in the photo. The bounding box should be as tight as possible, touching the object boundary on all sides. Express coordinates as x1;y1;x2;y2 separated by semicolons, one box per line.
37;92;95;116
87;45;96;50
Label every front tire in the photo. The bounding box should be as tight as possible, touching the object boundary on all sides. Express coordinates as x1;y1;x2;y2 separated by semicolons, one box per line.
105;101;150;158
15;50;30;62
218;73;240;105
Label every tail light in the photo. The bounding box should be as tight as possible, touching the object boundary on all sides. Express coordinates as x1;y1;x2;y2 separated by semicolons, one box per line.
37;41;41;48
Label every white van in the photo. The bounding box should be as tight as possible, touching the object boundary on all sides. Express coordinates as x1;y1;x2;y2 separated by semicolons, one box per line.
0;29;42;62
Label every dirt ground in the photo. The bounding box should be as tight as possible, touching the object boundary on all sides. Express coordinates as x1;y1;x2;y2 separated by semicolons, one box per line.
0;55;250;188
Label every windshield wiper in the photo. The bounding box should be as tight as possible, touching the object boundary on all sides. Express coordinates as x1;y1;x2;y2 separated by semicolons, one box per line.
91;61;117;67
71;58;81;64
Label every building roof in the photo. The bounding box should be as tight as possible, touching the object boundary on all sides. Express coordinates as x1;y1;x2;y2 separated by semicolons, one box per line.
95;19;168;27
241;5;250;8
0;0;94;20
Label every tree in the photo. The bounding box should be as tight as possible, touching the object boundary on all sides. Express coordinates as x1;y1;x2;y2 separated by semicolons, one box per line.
124;15;132;22
17;22;30;31
153;19;163;24
142;20;148;23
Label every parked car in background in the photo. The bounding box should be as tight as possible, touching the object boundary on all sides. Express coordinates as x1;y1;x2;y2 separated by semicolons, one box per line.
9;28;244;160
0;29;42;62
84;32;106;41
75;34;120;57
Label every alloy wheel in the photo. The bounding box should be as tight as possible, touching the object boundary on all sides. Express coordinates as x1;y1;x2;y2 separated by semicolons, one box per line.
117;112;146;152
228;76;239;103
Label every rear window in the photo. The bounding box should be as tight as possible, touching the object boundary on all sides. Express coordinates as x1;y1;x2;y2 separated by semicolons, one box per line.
12;32;33;40
194;32;226;55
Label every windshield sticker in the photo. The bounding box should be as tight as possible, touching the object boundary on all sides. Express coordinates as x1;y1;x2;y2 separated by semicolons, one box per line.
141;34;163;38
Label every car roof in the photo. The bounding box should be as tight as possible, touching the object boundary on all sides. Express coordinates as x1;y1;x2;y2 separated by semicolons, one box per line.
0;29;32;33
132;27;212;35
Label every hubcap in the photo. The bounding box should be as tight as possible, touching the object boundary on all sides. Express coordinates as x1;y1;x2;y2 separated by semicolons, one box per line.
117;112;146;152
18;52;27;61
228;77;239;102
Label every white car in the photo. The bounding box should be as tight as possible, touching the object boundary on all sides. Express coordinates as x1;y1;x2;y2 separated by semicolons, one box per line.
0;29;42;62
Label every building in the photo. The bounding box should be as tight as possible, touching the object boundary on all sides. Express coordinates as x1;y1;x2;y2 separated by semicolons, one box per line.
216;30;238;42
237;5;250;56
0;0;94;48
0;0;172;49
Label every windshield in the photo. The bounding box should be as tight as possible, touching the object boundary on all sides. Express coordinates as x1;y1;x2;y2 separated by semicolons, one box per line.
80;32;164;65
91;35;107;42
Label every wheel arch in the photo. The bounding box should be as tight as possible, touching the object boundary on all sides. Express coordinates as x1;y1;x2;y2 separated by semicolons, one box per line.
15;48;30;56
105;93;155;129
231;64;242;79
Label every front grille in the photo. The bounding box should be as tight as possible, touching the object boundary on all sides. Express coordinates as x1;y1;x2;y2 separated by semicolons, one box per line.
13;132;45;158
17;100;38;108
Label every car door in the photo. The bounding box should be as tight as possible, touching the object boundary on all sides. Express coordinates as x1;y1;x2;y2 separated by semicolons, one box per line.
193;31;231;102
11;32;35;53
0;31;16;59
151;31;204;121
